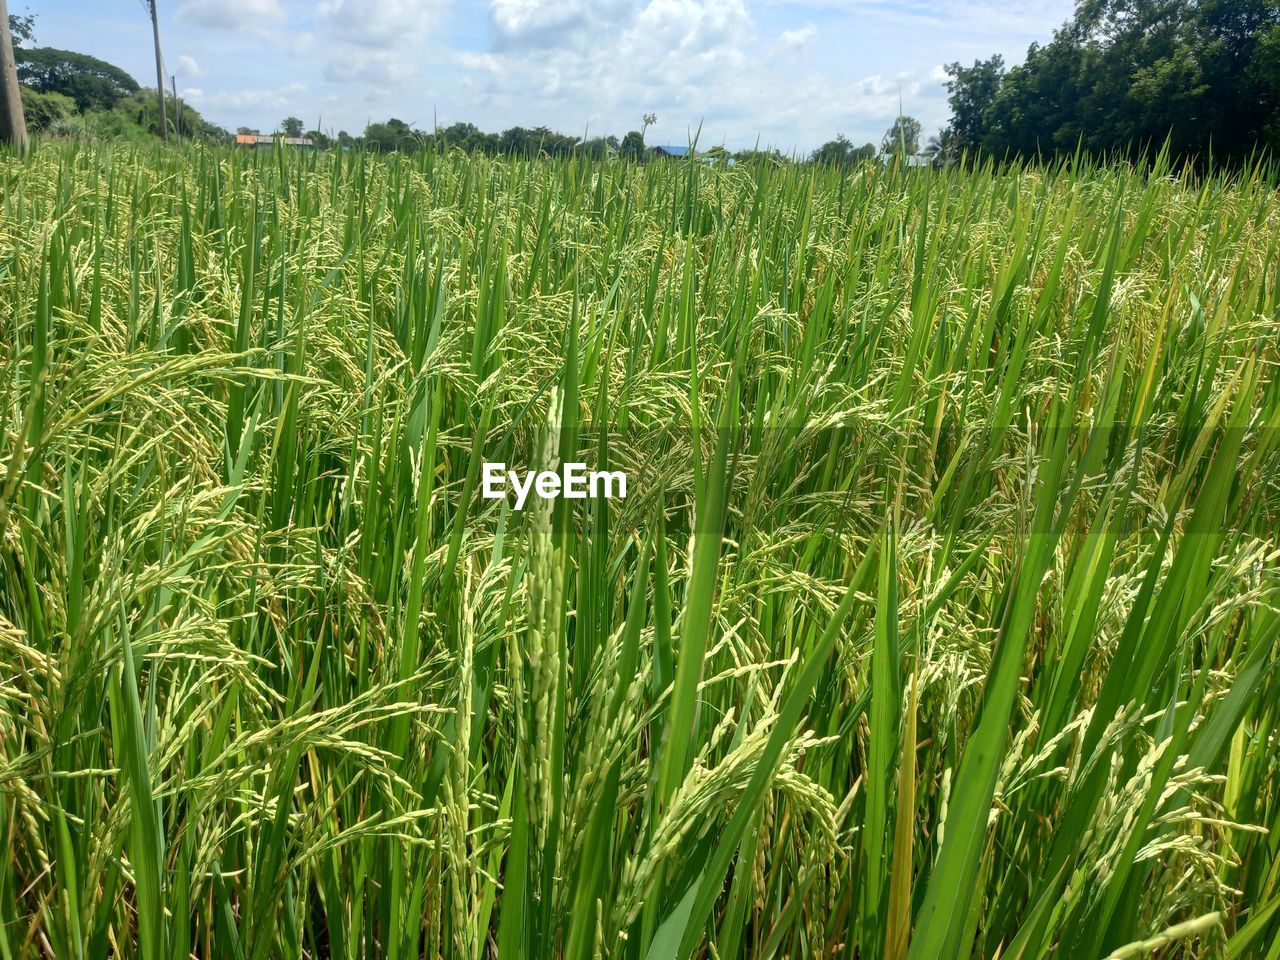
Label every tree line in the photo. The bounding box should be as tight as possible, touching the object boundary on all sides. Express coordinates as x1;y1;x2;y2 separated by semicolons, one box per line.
10;13;225;143
16;0;1277;167
939;0;1280;165
7;12;926;166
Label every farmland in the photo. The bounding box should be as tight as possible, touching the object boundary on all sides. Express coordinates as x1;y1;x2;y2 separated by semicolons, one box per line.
1;143;1278;959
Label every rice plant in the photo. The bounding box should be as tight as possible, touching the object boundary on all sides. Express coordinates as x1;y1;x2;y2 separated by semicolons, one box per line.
1;141;1278;959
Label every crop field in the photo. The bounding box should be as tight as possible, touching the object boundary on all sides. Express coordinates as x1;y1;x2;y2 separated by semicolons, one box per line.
1;143;1279;959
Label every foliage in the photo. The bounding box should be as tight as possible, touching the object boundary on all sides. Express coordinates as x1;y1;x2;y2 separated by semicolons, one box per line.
496;125;579;157
7;11;35;47
579;134;620;159
881;115;922;155
811;133;877;166
732;145;791;165
14;46;140;112
0;143;1277;960
943;0;1280;162
923;128;960;167
436;121;496;153
4;31;225;145
17;87;73;131
620;129;647;160
943;55;1004;153
363;117;418;152
105;89;227;143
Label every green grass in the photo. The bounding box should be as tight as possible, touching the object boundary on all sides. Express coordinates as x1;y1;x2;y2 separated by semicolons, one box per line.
1;140;1278;959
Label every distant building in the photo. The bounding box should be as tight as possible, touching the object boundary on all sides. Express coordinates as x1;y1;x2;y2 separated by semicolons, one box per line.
651;144;733;166
652;144;698;158
234;134;315;148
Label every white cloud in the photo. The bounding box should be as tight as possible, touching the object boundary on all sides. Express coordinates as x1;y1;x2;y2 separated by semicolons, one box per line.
177;54;203;77
491;0;592;44
631;0;751;57
184;82;308;112
424;0;766;144
318;0;446;49
176;0;284;30
152;0;1047;150
488;0;642;49
778;23;817;50
323;54;413;88
312;0;450;94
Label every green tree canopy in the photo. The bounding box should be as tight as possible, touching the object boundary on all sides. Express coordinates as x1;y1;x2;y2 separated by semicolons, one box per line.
438;121;497;153
811;134;876;167
944;56;1004;152
496;125;578;157
943;0;1280;163
579;135;619;159
619;130;646;160
280;116;304;137
15;46;140;112
881;116;922;155
364;117;416;152
8;12;35;47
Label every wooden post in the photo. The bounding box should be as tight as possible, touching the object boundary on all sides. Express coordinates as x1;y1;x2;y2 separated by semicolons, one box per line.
148;0;167;142
0;0;28;150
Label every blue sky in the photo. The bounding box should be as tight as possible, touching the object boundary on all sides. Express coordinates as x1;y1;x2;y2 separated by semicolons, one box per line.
18;0;1075;152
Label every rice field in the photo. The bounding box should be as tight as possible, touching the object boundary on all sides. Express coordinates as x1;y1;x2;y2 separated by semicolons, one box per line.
1;142;1279;959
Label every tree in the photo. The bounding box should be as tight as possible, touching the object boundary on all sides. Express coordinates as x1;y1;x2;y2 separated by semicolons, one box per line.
237;126;259;135
811;134;854;166
438;121;497;154
497;125;577;157
734;146;789;165
943;56;1004;152
15;46;140;112
579;134;619;159
8;10;33;46
364;117;416;152
280;115;303;137
0;0;26;148
620;130;646;160
881;115;922;156
923;128;960;167
944;0;1280;164
810;133;875;167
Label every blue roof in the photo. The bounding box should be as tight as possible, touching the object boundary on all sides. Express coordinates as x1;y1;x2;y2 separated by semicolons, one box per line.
654;144;695;157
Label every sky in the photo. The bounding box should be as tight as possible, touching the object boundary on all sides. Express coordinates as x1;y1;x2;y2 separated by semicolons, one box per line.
19;0;1076;153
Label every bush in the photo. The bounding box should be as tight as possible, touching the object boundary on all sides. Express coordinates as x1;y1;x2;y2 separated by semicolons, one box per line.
19;88;74;131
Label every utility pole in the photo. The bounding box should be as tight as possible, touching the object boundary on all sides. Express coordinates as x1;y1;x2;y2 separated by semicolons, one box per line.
147;0;167;142
0;0;28;150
